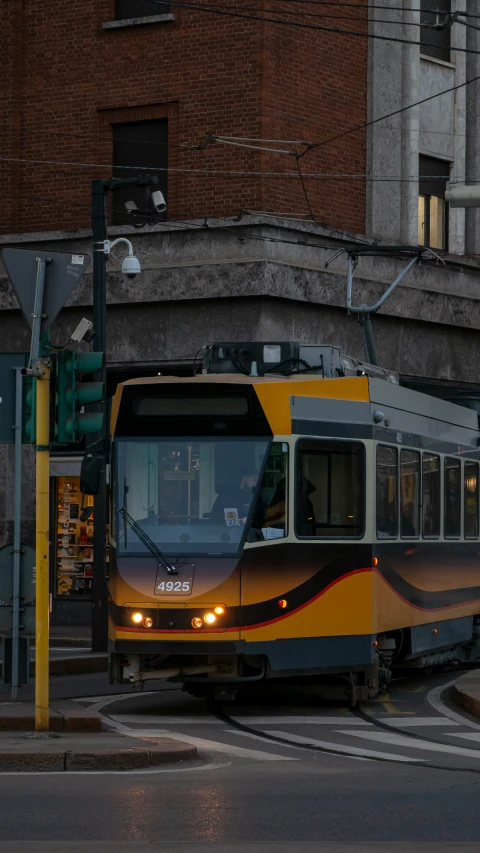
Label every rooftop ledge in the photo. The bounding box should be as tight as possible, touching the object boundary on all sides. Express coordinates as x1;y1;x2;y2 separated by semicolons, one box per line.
102;13;174;29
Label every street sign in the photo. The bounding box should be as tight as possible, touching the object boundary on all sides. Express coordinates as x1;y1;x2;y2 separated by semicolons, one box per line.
0;544;35;635
0;353;28;443
0;248;91;338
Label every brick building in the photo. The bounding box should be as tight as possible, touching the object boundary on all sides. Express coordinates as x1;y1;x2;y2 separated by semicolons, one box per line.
1;0;368;234
1;0;480;625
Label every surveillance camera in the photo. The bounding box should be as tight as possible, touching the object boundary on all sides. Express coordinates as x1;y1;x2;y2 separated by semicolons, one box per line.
125;200;138;215
122;255;141;279
151;190;167;213
70;318;94;344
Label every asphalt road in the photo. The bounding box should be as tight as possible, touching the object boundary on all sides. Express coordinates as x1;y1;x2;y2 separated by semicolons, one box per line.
1;669;480;848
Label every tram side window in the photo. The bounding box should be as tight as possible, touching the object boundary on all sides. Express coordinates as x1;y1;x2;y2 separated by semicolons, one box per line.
376;445;398;539
422;453;440;538
464;462;479;539
253;442;289;541
296;440;364;538
444;457;461;538
400;449;420;537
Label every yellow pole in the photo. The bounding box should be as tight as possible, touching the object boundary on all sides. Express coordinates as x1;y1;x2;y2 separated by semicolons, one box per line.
35;364;50;731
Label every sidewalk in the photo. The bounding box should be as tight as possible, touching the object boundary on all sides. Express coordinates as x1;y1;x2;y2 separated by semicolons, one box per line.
0;730;196;771
452;668;480;717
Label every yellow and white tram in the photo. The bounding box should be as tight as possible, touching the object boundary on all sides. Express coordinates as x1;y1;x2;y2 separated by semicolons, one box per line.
98;343;480;701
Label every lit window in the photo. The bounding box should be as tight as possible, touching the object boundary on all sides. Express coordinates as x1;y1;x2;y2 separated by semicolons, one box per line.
418;155;450;251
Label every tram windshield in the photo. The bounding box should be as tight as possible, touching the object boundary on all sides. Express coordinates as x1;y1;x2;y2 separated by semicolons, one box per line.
116;437;270;555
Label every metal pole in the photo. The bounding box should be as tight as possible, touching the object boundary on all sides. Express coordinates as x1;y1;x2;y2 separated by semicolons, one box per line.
360;313;379;366
91;181;108;653
346;255;354;312
29;259;47;372
35;364;50;731
11;367;23;702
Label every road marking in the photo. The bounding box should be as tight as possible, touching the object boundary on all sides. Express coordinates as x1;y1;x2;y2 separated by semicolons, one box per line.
227;729;368;759
340;729;480;758
403;686;427;693
108;722;298;761
0;760;231;777
379;702;415;715
138;731;299;761
226;729;308;751
268;731;423;763
427;680;480;730
450;733;480;743
109;714;372;726
376;716;459;727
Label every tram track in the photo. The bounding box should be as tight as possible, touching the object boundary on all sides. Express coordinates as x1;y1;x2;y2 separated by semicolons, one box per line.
216;702;480;776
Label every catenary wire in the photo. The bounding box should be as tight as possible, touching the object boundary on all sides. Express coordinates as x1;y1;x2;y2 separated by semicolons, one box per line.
2;157;478;182
152;0;480;55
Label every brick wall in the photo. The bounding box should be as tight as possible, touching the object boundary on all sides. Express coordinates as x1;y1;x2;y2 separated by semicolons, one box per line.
0;0;368;235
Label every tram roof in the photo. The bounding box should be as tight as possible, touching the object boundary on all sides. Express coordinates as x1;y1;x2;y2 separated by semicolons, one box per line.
112;372;479;442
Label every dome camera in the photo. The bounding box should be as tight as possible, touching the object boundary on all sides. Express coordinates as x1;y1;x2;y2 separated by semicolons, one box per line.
122;255;141;279
151;190;167;213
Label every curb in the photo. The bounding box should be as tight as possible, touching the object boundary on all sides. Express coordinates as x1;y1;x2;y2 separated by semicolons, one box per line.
0;654;107;681
452;673;480;718
0;702;103;733
0;739;197;771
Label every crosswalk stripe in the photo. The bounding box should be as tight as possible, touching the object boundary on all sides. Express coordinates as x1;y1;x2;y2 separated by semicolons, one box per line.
110;724;299;761
450;733;480;743
109;714;372;726
340;729;480;758
375;717;460;727
227;729;368;759
268;731;423;763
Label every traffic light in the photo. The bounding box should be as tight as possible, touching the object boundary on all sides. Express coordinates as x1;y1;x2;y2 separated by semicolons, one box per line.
57;350;104;442
22;376;36;443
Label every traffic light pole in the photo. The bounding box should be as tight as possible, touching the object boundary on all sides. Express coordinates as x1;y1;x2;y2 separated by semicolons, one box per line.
90;175;158;652
91;181;108;653
35;363;50;731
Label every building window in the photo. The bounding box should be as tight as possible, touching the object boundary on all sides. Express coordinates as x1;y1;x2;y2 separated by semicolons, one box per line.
420;0;451;62
400;449;420;537
376;445;398;539
112;119;168;225
115;0;169;19
464;462;479;539
422;453;440;537
296;440;365;538
444;457;461;538
418;155;449;250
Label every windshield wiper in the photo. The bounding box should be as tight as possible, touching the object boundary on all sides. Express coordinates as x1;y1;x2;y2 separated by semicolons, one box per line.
119;507;178;575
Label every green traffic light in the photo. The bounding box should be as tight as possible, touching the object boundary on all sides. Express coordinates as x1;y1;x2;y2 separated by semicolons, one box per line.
56;349;104;443
74;352;104;374
77;413;104;434
22;377;36;444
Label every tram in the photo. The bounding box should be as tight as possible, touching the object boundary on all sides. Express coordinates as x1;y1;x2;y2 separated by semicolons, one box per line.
92;342;480;701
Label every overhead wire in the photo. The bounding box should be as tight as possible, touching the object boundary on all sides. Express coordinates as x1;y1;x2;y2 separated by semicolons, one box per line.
152;0;480;55
1;156;478;182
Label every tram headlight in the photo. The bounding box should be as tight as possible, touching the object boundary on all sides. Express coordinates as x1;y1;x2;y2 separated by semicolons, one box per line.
132;612;143;624
191;617;203;629
144;617;153;628
204;612;216;625
214;606;225;616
